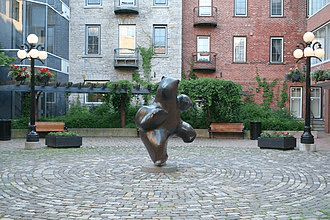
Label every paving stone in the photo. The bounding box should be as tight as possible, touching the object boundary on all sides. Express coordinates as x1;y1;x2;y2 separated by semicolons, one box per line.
0;137;330;219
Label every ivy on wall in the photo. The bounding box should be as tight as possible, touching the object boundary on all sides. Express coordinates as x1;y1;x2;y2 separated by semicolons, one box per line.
138;44;154;82
255;68;278;109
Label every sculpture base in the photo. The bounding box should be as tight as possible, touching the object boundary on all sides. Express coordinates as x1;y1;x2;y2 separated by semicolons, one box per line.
25;141;42;150
299;143;316;152
142;162;178;173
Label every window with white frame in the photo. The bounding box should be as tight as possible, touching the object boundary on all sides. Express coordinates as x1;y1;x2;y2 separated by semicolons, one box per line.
311;87;322;118
308;0;330;16
153;25;167;54
235;0;247;16
234;37;246;62
85;81;108;104
154;0;168;6
290;87;302;118
199;0;212;16
197;36;210;62
270;37;283;63
270;0;283;16
86;25;101;55
86;0;102;6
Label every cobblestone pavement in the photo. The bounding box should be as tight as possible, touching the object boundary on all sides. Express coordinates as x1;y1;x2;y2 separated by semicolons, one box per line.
0;136;330;219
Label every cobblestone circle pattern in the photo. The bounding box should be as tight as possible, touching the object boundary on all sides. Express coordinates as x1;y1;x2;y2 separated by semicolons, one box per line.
0;137;330;219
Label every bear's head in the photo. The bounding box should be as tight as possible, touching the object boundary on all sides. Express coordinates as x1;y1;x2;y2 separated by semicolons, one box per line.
155;77;179;101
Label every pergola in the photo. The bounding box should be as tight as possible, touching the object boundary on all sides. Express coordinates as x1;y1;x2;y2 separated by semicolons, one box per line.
0;81;151;128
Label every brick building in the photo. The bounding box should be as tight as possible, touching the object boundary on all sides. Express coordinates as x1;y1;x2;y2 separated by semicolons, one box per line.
69;0;182;105
307;2;330;132
182;0;330;132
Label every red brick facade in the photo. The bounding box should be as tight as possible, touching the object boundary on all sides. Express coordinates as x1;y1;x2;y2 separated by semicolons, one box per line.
182;0;307;107
308;3;330;133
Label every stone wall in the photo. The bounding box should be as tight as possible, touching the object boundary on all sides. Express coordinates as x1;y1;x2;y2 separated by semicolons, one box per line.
69;0;182;105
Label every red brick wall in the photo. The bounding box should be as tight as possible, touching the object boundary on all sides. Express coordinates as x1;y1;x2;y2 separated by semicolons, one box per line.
182;0;307;106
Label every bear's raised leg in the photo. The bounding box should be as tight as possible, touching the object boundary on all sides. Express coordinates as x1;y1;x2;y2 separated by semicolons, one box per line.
140;128;168;166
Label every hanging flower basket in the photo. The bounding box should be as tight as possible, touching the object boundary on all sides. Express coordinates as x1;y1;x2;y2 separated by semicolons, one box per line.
8;64;30;82
286;70;305;82
36;68;55;84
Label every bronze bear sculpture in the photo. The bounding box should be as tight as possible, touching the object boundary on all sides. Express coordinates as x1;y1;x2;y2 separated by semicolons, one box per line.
135;77;196;166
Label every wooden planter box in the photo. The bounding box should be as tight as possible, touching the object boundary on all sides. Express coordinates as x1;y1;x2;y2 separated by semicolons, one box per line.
45;135;82;148
258;137;296;150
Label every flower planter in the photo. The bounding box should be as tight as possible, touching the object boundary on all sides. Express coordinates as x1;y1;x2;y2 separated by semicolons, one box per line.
258;137;296;150
45;135;82;148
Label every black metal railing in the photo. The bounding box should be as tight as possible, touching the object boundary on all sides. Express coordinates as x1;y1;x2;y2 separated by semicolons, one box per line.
114;0;139;14
192;52;217;72
114;48;139;69
193;6;218;27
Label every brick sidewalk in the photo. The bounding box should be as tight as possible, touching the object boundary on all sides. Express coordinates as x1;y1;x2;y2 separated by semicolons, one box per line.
0;137;330;219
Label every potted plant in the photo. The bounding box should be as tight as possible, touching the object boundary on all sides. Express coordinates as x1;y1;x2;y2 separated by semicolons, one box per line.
45;131;82;148
258;131;296;150
8;64;30;82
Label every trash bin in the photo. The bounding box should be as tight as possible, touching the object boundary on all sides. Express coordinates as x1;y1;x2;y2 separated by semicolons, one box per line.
0;119;11;141
250;122;261;140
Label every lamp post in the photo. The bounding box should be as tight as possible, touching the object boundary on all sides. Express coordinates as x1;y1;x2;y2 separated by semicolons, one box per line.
17;34;48;145
293;32;324;148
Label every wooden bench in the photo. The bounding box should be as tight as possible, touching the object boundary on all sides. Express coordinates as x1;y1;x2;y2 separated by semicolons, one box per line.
35;122;67;137
208;122;245;139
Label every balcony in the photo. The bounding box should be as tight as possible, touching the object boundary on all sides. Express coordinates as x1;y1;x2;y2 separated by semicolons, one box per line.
114;48;139;69
193;7;218;27
114;0;139;14
192;52;217;72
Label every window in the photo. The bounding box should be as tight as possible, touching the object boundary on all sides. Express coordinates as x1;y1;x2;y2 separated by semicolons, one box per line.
47;26;54;53
311;87;322;118
153;26;167;54
199;0;212;16
270;0;283;16
86;25;101;55
290;87;302;118
270;37;283;63
119;25;136;54
235;0;247;16
233;37;246;62
197;36;210;62
84;82;108;104
86;0;102;6
46;93;56;117
12;0;20;21
154;0;168;6
308;0;330;16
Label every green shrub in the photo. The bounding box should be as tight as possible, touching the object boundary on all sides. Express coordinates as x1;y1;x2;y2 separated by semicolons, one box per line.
239;103;304;131
48;131;79;136
180;107;208;129
11;117;29;129
179;78;242;124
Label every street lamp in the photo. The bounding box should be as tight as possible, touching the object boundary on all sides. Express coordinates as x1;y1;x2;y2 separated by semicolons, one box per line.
17;34;48;145
293;32;324;148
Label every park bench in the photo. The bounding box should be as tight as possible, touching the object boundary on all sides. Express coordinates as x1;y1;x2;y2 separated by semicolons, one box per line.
208;122;245;139
35;122;67;137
